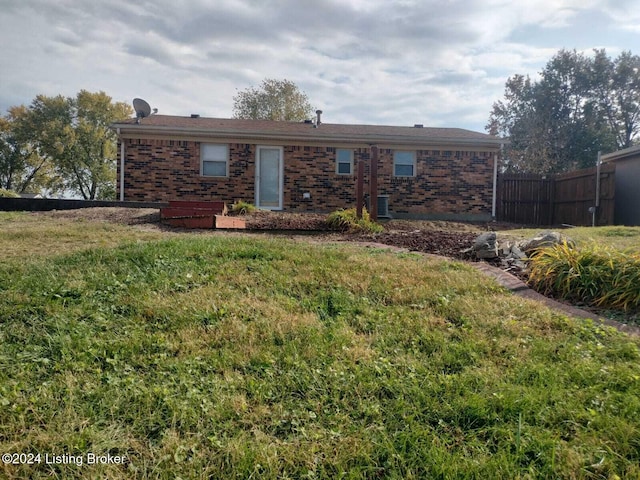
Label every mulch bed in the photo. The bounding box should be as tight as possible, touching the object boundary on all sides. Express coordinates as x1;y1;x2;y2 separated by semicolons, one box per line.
354;230;479;259
242;211;331;231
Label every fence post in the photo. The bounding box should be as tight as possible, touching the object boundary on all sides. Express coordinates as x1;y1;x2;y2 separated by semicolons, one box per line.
356;158;364;219
549;177;555;225
369;145;378;221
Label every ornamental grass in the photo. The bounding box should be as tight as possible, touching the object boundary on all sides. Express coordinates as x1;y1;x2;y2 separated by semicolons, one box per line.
326;207;384;233
528;241;640;312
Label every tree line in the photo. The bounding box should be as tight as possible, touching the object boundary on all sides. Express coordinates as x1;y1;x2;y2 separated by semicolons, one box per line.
0;81;312;199
2;52;637;198
0;91;132;199
487;49;640;174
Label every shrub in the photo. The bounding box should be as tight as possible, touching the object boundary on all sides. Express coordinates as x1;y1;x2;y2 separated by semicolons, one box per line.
528;242;640;312
326;207;384;234
0;188;20;198
230;200;256;215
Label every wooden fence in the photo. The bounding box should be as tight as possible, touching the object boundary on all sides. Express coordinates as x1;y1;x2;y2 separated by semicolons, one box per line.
497;163;615;226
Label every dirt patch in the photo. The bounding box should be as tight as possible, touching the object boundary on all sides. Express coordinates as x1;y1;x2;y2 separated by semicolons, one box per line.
37;207;160;225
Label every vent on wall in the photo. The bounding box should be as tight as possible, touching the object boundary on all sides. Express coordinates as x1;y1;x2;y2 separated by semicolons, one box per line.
377;196;390;218
366;196;390;218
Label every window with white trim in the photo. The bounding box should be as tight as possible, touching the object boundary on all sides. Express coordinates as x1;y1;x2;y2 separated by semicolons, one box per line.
201;144;228;177
393;151;416;177
336;149;353;175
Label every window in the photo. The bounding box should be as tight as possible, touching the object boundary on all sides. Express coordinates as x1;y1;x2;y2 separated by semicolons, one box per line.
393;151;416;177
201;144;228;177
336;149;353;175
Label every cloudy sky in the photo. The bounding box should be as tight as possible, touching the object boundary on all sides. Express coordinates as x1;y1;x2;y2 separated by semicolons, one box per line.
1;0;639;133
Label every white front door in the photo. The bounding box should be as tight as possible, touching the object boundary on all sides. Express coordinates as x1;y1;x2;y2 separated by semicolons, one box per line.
256;146;283;210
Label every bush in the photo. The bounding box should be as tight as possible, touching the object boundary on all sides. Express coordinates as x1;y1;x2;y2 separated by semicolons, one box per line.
528;242;640;312
326;207;384;234
0;189;20;198
230;200;256;215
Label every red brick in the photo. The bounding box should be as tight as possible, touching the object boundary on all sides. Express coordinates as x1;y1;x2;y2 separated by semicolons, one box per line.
117;139;497;218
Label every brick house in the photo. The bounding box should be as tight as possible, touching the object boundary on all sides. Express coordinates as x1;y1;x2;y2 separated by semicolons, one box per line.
112;114;504;221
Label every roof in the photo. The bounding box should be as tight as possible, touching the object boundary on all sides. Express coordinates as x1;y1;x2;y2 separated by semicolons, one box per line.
601;144;640;163
112;115;505;149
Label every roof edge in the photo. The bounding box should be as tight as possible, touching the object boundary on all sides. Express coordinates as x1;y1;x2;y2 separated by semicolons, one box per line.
601;144;640;163
112;123;505;149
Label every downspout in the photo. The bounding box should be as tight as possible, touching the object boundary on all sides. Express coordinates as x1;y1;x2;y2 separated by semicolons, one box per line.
593;151;602;227
118;128;125;202
491;146;501;220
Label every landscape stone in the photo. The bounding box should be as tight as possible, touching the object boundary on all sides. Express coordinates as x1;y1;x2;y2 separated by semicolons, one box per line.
519;231;573;253
509;245;526;260
473;231;499;259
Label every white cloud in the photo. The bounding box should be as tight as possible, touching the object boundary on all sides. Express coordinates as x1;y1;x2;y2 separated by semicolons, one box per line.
0;0;638;131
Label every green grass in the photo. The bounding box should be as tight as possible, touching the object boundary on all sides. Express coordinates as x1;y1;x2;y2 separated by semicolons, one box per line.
1;215;640;478
500;225;640;253
0;212;166;262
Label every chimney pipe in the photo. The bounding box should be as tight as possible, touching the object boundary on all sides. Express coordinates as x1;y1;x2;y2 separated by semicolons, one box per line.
315;109;323;127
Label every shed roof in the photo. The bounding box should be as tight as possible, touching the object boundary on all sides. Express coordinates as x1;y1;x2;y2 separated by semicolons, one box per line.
113;115;504;149
601;144;640;163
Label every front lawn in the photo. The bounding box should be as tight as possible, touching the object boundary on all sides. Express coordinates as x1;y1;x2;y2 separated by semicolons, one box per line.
1;214;639;478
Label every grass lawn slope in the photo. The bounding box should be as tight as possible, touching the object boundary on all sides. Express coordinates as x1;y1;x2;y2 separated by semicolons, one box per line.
1;213;639;479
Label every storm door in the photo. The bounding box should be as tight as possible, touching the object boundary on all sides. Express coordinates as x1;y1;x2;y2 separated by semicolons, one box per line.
256;146;283;210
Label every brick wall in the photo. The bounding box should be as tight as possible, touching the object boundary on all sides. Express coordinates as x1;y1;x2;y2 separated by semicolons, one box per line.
118;139;495;218
377;149;495;216
118;139;256;203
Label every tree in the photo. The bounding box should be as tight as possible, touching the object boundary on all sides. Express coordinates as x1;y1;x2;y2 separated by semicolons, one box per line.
233;78;314;121
0;106;56;194
591;49;640;149
11;90;133;199
61;90;132;199
488;49;638;174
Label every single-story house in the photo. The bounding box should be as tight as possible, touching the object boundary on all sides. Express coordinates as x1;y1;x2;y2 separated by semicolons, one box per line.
112;113;505;221
602;144;640;226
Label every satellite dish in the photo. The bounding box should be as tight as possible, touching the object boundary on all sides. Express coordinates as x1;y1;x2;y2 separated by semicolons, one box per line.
133;98;152;123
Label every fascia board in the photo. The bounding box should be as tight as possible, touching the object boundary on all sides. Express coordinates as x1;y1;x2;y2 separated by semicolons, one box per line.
113;124;505;150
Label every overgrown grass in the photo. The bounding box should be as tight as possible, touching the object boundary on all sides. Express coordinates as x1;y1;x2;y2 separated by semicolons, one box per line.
1;217;640;478
230;200;257;215
327;208;384;233
529;242;640;312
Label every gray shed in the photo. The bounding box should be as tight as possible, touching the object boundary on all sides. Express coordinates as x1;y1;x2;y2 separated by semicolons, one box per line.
602;145;640;226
